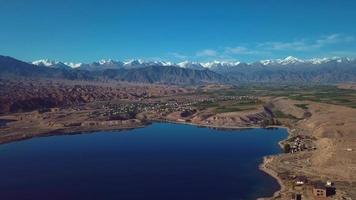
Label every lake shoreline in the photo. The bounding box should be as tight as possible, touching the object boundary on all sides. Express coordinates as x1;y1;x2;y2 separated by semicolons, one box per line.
158;120;290;200
0;118;290;199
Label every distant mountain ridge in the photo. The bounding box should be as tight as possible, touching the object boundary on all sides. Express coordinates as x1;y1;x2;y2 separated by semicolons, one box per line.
31;56;356;71
1;55;356;84
1;55;226;85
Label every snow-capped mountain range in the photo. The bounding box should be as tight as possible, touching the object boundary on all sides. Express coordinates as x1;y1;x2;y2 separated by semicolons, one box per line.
31;56;356;72
2;54;356;84
32;59;82;69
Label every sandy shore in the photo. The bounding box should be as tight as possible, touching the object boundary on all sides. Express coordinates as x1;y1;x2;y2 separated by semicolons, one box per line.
258;157;285;200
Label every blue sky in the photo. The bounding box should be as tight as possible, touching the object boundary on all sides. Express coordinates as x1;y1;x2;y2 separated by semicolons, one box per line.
1;0;356;63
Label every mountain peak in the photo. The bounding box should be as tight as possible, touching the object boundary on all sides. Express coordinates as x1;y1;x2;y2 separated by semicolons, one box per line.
32;59;59;67
30;56;356;71
98;59;120;65
177;61;204;70
201;60;241;68
278;56;303;65
64;62;82;68
2;54;356;84
124;59;144;66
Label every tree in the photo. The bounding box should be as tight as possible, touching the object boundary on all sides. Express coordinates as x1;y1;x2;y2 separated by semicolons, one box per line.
284;143;291;153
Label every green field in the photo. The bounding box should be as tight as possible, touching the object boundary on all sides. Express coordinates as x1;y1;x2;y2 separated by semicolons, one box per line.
194;99;261;113
197;85;356;109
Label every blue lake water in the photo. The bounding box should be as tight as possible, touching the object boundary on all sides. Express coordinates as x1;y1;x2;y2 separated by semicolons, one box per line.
0;123;287;200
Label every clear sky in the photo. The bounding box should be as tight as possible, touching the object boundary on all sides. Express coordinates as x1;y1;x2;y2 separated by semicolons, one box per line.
1;0;356;63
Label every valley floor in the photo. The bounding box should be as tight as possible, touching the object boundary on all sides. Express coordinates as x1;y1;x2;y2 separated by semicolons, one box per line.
1;86;356;200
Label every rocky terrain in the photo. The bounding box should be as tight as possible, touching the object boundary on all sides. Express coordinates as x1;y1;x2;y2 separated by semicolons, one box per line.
0;55;226;85
262;98;356;200
0;85;272;144
338;83;356;90
0;79;190;114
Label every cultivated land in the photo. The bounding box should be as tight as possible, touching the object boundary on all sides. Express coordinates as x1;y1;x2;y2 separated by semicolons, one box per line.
1;80;356;199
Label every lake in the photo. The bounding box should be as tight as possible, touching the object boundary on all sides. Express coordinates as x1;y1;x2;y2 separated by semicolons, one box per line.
0;123;287;200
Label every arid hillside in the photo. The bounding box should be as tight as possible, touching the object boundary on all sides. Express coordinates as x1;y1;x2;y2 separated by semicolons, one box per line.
266;97;356;199
0;79;189;114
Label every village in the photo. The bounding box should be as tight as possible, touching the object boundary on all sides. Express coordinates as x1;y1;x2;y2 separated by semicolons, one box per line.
290;176;337;200
86;95;260;122
283;135;317;154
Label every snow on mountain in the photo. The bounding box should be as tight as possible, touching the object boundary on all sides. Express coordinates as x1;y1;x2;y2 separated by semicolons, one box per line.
32;59;59;67
276;56;304;65
258;56;304;66
32;56;355;71
201;60;241;68
32;59;73;69
141;60;173;67
258;56;355;66
98;59;122;65
123;59;144;67
176;60;242;70
64;62;82;68
259;59;274;65
177;61;204;70
121;59;174;69
307;57;333;64
306;57;354;64
335;57;353;63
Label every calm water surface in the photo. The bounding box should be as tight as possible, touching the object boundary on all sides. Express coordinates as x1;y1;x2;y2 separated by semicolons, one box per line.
0;123;287;200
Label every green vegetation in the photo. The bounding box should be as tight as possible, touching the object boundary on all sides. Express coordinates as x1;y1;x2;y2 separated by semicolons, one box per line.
213;100;261;113
195;101;219;110
191;97;262;114
202;85;356;109
190;84;356;115
273;110;297;119
283;143;291;153
214;106;252;113
287;86;356;108
294;104;309;109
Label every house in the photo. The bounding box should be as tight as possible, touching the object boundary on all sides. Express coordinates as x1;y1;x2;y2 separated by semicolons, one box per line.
295;176;308;186
313;182;327;197
291;193;302;200
326;180;333;187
